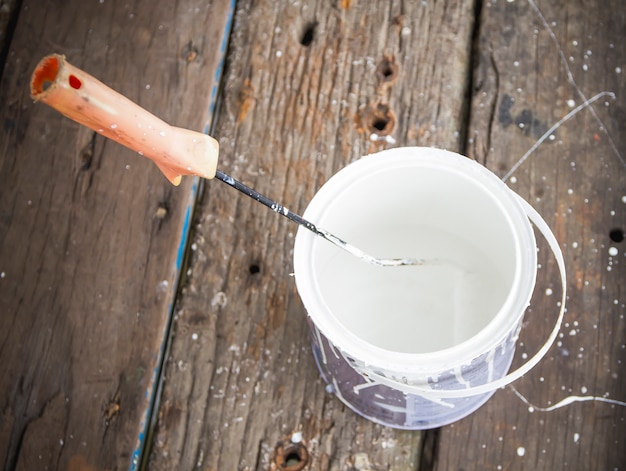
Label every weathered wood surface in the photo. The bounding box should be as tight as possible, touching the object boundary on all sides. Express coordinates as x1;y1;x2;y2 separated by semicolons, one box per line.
435;0;626;470
0;0;19;69
2;0;624;470
147;0;476;469
0;0;233;469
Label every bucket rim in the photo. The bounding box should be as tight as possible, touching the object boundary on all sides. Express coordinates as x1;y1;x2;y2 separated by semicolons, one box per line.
293;146;538;373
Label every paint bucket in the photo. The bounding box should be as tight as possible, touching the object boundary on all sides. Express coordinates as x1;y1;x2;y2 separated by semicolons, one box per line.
293;147;566;429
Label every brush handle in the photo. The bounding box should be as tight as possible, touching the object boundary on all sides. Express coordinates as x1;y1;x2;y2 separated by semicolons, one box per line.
30;54;218;185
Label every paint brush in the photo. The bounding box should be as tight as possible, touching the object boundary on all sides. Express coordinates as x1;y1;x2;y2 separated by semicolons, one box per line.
30;54;423;267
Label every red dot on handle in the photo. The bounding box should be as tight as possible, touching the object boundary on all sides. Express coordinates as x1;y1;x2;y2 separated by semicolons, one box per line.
69;74;82;89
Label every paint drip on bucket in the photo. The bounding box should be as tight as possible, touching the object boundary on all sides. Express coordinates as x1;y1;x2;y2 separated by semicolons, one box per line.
293;147;566;429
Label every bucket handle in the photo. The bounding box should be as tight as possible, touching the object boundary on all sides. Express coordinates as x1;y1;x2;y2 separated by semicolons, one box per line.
365;194;567;398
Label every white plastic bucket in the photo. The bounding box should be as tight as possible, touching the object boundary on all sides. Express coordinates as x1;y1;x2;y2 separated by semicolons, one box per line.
293;147;566;429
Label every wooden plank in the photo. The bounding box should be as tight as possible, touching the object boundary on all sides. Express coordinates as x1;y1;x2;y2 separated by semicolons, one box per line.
0;0;19;64
147;0;477;469
0;0;234;469
435;0;626;469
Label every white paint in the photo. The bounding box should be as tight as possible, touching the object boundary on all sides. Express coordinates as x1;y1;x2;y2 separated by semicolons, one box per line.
315;224;512;352
291;431;302;443
608;247;618;256
502;91;615;181
211;291;228;308
511;386;626;411
517;446;526;457
574;433;580;443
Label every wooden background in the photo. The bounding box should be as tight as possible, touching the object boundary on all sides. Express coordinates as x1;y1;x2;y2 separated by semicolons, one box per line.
1;0;624;470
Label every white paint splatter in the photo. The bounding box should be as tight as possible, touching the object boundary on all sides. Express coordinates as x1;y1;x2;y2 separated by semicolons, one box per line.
211;291;228;308
527;0;625;169
157;280;169;292
502;91;615;182
517;446;526;457
574;433;580;443
608;247;618;256
511;386;626;411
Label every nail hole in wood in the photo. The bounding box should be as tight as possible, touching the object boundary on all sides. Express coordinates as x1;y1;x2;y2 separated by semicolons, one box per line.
376;56;399;84
249;264;261;275
285;452;302;467
372;117;389;132
274;442;309;471
609;228;624;243
356;102;396;136
182;41;199;62
300;21;317;47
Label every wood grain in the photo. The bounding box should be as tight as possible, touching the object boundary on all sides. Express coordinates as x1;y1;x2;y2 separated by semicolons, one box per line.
0;0;233;469
436;0;626;469
147;0;476;469
0;0;19;68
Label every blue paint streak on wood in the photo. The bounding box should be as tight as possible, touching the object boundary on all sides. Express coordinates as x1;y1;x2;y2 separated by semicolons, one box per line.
128;0;236;468
176;203;193;270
